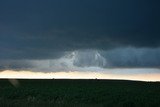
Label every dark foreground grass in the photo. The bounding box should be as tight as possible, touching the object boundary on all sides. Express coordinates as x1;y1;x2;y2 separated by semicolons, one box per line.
0;79;160;107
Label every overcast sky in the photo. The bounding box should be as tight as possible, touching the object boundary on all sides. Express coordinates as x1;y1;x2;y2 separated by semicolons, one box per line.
0;0;160;74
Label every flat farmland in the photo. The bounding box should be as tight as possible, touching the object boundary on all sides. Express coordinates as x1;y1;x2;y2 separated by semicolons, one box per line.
0;79;160;107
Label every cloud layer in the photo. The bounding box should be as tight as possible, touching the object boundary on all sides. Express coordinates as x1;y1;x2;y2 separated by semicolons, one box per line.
1;48;160;72
0;0;160;72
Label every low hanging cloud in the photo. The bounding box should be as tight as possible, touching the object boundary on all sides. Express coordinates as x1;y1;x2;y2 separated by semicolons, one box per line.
101;47;160;68
73;50;106;68
73;48;160;68
0;47;160;72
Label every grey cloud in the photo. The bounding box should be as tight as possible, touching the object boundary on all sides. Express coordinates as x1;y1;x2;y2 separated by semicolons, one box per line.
101;47;160;68
0;60;33;71
1;47;160;72
73;50;106;67
71;48;160;68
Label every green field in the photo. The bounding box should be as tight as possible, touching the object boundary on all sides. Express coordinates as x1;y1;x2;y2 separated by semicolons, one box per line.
0;79;160;107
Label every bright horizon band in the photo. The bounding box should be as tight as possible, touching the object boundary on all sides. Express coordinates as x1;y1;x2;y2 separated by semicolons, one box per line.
0;70;160;81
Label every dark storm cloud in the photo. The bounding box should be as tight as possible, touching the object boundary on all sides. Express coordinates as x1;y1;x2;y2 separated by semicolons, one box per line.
0;0;160;70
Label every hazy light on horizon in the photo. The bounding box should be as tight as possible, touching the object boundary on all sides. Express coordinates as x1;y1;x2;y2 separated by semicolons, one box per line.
0;70;160;81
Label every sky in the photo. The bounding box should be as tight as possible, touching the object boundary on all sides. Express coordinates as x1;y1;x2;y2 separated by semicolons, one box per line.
0;0;160;81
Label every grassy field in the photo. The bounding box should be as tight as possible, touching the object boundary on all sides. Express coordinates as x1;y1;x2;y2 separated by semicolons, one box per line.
0;79;160;107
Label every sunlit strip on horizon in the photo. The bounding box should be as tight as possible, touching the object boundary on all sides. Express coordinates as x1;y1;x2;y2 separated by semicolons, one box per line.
0;70;160;81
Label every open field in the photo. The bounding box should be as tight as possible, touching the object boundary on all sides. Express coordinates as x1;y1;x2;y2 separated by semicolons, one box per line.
0;79;160;107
